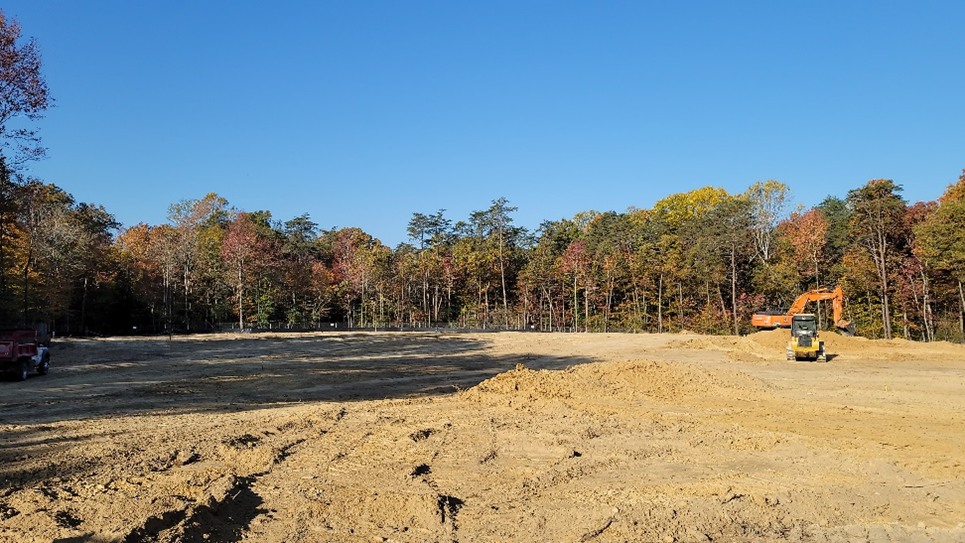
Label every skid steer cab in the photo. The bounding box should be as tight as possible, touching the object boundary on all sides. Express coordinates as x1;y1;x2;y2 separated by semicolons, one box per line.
786;314;826;362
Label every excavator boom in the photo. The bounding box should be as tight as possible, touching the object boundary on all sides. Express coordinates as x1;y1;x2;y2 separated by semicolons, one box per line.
752;286;854;335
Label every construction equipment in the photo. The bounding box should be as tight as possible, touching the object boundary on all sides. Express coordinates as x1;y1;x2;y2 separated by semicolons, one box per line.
752;286;855;336
786;314;826;362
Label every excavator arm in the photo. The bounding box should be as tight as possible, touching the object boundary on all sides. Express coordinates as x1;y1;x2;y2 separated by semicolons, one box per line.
752;286;854;335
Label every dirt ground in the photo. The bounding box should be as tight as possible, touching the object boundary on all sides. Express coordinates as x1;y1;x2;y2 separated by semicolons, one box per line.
2;330;965;543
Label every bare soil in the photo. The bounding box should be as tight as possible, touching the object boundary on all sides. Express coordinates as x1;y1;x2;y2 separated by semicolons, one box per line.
2;330;965;542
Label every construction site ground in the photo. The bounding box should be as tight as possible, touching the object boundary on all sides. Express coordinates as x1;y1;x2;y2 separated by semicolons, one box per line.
1;329;965;542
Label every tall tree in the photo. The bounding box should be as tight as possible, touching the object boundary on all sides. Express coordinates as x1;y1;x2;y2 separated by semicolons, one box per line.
915;170;965;336
221;212;259;329
0;158;18;319
815;196;851;286
0;10;51;164
468;198;523;328
167;193;230;330
707;197;754;335
847;180;907;339
745;180;791;265
279;214;320;325
781;209;829;288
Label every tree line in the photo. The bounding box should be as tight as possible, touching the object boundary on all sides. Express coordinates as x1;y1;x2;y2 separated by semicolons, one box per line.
2;168;965;341
1;9;964;340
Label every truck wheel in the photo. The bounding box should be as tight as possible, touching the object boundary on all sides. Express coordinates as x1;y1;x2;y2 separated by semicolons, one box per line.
16;360;28;381
38;351;50;375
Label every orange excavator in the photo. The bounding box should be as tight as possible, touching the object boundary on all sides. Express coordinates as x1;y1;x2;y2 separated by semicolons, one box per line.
752;286;855;335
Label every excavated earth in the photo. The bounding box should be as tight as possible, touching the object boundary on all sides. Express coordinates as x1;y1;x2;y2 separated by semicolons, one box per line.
1;330;965;542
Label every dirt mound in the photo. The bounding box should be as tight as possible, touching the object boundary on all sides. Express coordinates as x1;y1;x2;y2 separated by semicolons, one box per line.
461;358;770;405
669;329;965;364
667;334;776;361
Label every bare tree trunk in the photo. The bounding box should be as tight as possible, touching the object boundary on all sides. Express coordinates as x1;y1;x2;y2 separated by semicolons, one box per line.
184;268;191;332
657;274;663;334
881;275;892;340
919;269;933;342
678;282;684;331
731;245;739;335
584;289;589;333
81;276;88;334
21;241;32;326
875;231;892;339
573;275;578;332
631;286;639;331
498;227;509;329
641;289;647;331
484;288;489;330
959;280;965;337
422;270;429;327
237;263;244;330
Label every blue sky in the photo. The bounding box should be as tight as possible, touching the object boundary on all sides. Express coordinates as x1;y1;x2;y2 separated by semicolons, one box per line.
4;1;964;246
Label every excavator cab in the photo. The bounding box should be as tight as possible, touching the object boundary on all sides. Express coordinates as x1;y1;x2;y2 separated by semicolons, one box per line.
787;314;826;362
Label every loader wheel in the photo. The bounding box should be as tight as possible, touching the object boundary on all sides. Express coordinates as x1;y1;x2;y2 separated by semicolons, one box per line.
16;360;28;381
38;351;50;375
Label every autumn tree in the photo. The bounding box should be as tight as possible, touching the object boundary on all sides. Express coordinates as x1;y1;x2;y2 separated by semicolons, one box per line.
706;197;754;334
815;196;851;286
0;158;19;319
329;227;385;328
279;214;322;325
561;239;591;331
782;209;829;288
899;201;937;341
7;179;117;331
0;10;50;165
652;186;731;331
520;218;579;331
469;198;524;327
915;170;965;337
116;223;166;331
407;209;455;326
847;180;907;339
745;180;791;265
167;193;230;330
221;212;259;329
583;212;633;332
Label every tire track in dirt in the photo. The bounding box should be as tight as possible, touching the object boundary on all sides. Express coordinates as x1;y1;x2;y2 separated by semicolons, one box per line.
118;409;343;542
240;403;470;542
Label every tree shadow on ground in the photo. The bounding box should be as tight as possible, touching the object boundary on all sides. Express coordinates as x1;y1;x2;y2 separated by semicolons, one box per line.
0;332;595;530
1;332;590;425
0;331;593;466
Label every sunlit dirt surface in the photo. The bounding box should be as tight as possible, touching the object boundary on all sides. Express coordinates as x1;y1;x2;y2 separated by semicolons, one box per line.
2;330;965;542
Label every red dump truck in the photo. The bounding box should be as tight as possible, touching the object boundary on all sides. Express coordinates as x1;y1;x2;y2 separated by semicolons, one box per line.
0;326;50;381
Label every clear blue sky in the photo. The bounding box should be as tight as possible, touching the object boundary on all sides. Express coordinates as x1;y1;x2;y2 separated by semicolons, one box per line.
4;1;964;246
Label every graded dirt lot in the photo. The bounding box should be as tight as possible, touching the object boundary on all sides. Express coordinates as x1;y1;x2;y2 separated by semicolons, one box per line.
2;330;965;542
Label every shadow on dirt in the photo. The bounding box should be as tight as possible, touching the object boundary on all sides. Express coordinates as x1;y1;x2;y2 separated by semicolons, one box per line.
0;331;590;423
120;475;262;543
0;332;594;527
